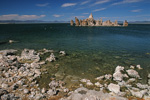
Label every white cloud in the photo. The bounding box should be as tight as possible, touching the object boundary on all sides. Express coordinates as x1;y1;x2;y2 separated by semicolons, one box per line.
36;3;49;7
112;0;142;5
53;14;63;18
93;8;106;12
0;14;46;20
131;9;142;12
93;0;110;5
61;3;77;7
83;13;89;14
81;0;91;5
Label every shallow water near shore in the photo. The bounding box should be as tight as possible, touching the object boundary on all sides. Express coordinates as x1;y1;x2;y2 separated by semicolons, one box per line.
0;23;150;85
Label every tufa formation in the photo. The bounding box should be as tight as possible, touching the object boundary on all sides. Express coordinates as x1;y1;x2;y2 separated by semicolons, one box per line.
71;13;128;27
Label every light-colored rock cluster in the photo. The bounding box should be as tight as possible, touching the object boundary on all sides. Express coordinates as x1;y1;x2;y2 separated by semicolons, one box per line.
0;49;67;100
72;13;128;27
78;65;150;99
60;87;127;100
0;49;150;99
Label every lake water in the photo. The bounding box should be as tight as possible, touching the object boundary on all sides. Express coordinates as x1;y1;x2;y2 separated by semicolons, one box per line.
0;23;150;84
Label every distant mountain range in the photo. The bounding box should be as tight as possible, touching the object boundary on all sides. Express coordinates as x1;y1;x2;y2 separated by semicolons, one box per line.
128;21;150;24
0;20;70;24
0;20;150;24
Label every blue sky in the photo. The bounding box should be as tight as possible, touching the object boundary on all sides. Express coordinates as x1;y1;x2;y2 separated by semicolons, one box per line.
0;0;150;21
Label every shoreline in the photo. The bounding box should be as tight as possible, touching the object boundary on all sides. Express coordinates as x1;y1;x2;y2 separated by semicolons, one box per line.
0;49;150;100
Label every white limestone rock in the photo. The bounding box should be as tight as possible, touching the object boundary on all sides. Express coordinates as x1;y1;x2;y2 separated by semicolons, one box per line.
113;66;128;81
47;89;55;96
148;74;150;78
59;51;66;56
95;76;104;81
80;79;88;83
127;78;136;83
24;89;29;94
108;83;120;94
46;53;56;62
136;83;148;89
105;74;112;80
130;89;147;98
86;81;93;86
136;65;142;69
49;80;59;88
31;62;40;69
1;83;9;89
41;88;46;93
95;82;103;87
0;49;17;56
34;69;41;75
113;72;124;81
21;49;40;62
130;65;135;69
126;69;140;78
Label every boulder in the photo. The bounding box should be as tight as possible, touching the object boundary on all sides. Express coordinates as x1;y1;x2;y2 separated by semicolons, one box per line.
94;82;103;87
126;69;140;78
59;51;66;56
108;83;120;94
21;49;40;62
130;89;147;98
0;49;17;56
46;53;56;62
136;83;148;89
136;65;142;69
49;80;59;88
113;66;128;81
86;81;93;86
104;74;112;80
1;83;9;89
95;76;104;81
31;63;40;69
61;87;127;100
24;89;29;94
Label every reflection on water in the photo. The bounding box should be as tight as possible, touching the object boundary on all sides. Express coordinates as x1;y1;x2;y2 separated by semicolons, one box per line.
0;24;150;83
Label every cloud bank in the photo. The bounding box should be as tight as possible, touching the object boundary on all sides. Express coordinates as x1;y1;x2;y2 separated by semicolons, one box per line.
0;14;46;20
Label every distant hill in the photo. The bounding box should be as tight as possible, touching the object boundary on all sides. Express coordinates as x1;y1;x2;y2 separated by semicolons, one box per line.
128;21;150;24
0;20;150;24
0;20;70;24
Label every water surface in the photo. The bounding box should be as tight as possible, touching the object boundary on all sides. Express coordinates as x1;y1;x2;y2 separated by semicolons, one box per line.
0;23;150;83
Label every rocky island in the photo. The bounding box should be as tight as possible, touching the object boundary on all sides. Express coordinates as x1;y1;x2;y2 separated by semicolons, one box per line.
71;13;128;27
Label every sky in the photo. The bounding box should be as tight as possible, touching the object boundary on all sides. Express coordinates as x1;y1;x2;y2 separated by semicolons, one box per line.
0;0;150;21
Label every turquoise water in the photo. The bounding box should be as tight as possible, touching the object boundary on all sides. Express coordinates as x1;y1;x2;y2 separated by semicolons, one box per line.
0;23;150;82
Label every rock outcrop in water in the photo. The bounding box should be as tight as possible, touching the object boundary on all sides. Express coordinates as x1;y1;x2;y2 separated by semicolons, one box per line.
75;17;80;26
71;13;128;27
123;20;128;26
70;20;74;26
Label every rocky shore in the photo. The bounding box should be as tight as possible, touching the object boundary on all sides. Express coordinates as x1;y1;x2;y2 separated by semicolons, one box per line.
0;49;150;100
